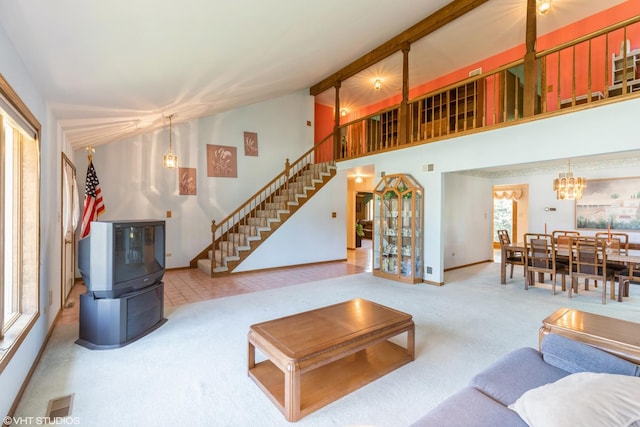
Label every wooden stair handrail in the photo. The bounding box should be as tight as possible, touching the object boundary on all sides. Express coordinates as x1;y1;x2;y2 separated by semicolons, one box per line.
214;135;333;237
191;134;335;270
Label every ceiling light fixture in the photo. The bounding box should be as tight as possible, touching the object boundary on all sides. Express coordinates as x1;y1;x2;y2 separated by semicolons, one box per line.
552;160;586;200
163;114;178;168
355;175;363;184
537;0;551;15
374;79;382;90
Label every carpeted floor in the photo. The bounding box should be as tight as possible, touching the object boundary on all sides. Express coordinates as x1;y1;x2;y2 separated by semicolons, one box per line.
14;263;640;426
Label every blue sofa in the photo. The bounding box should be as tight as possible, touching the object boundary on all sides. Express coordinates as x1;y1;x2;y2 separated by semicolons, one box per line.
411;333;640;426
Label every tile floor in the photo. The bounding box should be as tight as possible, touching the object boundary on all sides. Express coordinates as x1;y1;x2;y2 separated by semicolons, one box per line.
58;239;373;325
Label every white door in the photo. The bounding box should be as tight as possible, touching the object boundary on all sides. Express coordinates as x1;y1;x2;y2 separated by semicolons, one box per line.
61;154;78;303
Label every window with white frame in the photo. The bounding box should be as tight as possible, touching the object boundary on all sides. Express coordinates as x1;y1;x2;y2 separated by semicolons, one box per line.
0;75;40;373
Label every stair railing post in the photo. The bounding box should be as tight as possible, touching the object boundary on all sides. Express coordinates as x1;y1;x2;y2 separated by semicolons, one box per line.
210;220;217;276
285;158;290;192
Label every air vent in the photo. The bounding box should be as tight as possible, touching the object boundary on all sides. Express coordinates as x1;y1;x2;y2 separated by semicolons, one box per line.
46;393;74;418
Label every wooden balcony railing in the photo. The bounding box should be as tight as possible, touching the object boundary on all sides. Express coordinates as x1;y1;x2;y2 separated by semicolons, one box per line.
334;16;640;162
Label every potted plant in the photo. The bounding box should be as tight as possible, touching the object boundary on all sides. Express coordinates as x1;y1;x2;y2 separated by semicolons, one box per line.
355;222;364;248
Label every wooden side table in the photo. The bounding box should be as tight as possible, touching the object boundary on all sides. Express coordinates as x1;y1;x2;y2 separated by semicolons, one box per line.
539;307;640;364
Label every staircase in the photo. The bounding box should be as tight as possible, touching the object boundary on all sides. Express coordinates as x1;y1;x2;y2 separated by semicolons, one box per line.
190;139;336;277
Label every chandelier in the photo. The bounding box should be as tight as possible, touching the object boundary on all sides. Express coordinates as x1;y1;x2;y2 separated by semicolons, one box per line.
552;160;586;200
163;114;178;168
537;0;551;15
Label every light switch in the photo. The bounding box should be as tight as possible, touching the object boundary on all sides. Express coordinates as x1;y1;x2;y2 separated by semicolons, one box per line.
166;210;172;218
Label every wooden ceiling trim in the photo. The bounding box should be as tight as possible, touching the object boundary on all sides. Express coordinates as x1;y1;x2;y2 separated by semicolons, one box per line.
309;0;489;96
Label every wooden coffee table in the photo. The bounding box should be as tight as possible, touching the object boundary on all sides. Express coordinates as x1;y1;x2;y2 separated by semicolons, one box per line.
247;298;415;422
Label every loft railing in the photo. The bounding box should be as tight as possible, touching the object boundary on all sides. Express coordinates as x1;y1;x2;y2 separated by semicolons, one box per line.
335;16;640;161
204;135;334;273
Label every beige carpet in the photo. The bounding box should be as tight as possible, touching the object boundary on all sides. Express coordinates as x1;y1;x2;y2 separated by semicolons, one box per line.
14;263;640;426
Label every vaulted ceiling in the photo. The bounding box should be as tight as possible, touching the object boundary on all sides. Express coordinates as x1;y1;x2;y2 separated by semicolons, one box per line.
0;0;626;150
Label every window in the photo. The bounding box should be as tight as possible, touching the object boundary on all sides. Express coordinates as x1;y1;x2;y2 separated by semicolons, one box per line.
0;75;40;373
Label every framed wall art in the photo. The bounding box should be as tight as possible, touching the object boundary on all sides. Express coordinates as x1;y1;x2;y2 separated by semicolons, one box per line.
179;167;197;195
575;176;640;230
207;144;237;178
244;131;258;156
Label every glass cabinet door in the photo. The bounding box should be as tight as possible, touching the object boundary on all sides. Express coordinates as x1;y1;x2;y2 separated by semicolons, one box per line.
373;174;423;284
381;191;399;275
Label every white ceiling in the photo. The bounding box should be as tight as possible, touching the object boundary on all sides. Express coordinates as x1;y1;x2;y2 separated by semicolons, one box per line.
0;0;627;150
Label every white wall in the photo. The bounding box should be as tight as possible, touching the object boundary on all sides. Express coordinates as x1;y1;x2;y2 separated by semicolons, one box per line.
443;173;493;268
339;97;640;284
236;170;347;271
0;24;58;418
74;90;319;268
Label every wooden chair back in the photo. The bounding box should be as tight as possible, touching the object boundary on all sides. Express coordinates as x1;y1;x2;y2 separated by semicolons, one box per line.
524;233;565;294
594;232;629;256
497;229;524;280
568;236;614;304
497;229;511;247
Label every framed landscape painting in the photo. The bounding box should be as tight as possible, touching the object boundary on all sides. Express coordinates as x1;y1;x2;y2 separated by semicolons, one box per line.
575;176;640;230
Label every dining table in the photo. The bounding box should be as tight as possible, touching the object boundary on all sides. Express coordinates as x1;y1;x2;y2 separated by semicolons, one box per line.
499;236;640;289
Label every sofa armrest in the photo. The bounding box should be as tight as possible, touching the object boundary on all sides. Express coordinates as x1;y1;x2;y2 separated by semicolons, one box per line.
541;333;640;376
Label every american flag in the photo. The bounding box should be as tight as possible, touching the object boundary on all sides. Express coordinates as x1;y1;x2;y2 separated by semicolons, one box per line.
80;161;106;238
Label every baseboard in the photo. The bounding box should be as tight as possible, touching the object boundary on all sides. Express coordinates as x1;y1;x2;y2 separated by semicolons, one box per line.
7;307;62;418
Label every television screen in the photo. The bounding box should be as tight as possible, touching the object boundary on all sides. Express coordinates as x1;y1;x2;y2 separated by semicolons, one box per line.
114;224;164;284
79;220;165;298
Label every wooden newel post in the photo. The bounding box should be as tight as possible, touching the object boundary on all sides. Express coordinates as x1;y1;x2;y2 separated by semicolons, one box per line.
285;158;290;191
399;44;411;145
333;81;341;160
523;0;538;118
210;220;217;274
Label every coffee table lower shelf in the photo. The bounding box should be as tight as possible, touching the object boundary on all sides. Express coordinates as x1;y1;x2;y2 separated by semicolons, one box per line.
249;340;411;420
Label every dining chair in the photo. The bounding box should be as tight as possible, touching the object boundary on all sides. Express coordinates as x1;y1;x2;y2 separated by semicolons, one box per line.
595;231;629;299
497;229;525;280
552;230;580;263
524;233;566;294
568;236;615;304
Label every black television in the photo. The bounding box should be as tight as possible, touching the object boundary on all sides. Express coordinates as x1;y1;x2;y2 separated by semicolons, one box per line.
78;219;166;298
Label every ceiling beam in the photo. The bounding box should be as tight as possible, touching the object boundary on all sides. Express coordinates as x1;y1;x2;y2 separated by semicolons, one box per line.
309;0;489;96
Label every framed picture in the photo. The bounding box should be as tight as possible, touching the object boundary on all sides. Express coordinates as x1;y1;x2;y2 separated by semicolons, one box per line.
244;131;258;156
575;176;640;230
179;167;197;195
207;144;237;178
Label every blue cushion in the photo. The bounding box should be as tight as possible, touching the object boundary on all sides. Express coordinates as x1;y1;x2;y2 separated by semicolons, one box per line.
409;387;527;427
469;347;569;406
541;333;640;376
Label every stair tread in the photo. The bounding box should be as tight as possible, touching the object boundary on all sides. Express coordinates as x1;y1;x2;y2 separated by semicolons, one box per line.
195;160;336;275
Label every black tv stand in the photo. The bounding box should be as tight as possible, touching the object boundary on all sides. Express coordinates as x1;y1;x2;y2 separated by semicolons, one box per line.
76;281;166;350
